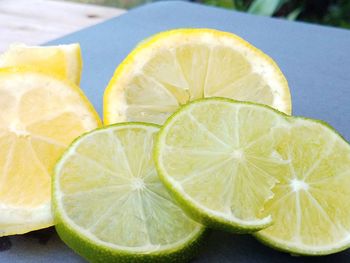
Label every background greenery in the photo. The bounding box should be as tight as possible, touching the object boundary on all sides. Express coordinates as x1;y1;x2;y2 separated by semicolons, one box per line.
71;0;350;29
200;0;350;29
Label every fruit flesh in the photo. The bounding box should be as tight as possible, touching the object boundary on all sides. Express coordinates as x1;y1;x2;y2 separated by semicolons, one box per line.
155;99;289;231
0;69;100;235
156;98;350;255
104;29;291;125
54;124;203;257
256;119;350;255
0;44;82;84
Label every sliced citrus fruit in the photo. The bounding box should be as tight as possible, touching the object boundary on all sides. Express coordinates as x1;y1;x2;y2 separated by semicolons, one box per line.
0;67;100;236
104;28;291;125
0;43;82;85
155;97;350;254
255;118;350;255
52;123;205;262
155;98;288;232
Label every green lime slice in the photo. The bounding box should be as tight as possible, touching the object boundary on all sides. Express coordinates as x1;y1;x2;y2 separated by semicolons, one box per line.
255;117;350;255
155;97;350;255
52;123;205;262
155;98;288;232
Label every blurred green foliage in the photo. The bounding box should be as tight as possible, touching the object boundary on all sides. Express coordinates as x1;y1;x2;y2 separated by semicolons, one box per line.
200;0;350;29
72;0;350;29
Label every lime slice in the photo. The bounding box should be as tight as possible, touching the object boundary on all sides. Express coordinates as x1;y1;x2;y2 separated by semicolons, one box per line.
155;97;350;254
0;43;82;85
0;67;100;236
104;28;291;125
255;118;350;255
155;98;288;232
52;123;205;262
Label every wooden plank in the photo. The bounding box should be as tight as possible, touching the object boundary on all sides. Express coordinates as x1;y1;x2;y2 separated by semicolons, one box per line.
0;0;125;52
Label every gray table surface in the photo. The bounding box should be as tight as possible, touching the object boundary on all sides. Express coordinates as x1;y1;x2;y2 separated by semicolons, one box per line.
1;1;350;262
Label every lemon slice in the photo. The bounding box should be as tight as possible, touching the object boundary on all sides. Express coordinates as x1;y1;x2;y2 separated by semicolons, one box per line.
104;28;291;125
256;118;350;255
0;68;101;236
155;98;288;232
53;123;204;262
0;43;82;85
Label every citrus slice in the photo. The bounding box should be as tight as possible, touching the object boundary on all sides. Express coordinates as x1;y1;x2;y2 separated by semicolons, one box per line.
155;98;288;232
0;67;100;236
155;97;350;254
0;43;82;85
52;123;205;262
104;28;291;125
255;118;350;255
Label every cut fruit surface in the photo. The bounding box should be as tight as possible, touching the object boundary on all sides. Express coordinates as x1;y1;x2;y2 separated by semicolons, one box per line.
155;98;288;232
256;118;350;255
104;28;291;125
156;97;350;254
0;68;100;236
52;123;204;262
0;43;82;84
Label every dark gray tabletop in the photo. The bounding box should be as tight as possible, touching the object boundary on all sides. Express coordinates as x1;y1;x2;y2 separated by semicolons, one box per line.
1;1;350;262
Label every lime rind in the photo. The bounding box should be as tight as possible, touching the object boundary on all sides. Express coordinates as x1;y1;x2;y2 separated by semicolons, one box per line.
54;213;206;263
255;230;350;256
52;122;206;262
155;172;273;233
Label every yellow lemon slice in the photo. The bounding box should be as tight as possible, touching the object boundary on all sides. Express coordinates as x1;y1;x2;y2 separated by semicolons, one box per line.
0;67;101;236
0;43;82;85
104;28;291;125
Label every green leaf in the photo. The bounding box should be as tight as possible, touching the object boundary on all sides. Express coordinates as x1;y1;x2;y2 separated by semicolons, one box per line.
248;0;285;16
287;7;303;21
202;0;235;9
